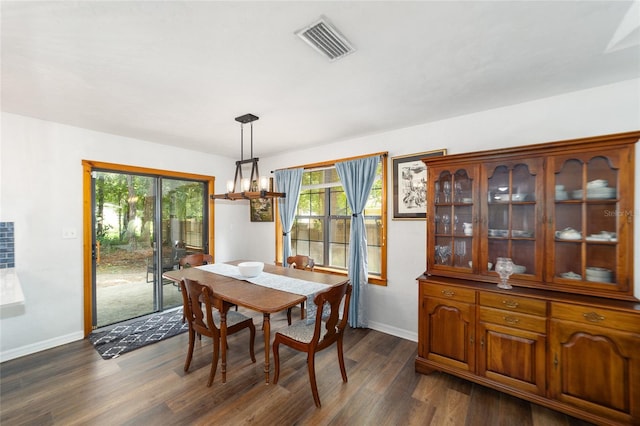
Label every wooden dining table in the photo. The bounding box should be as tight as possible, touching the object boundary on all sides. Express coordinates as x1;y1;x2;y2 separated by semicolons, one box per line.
163;260;349;384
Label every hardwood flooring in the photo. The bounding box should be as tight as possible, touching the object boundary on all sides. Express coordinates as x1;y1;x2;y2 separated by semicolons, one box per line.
1;308;594;425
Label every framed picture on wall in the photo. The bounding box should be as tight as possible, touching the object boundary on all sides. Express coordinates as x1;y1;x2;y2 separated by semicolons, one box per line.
392;149;446;220
250;178;274;222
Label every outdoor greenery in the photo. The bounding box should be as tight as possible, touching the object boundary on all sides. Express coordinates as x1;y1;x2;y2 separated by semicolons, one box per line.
94;171;204;251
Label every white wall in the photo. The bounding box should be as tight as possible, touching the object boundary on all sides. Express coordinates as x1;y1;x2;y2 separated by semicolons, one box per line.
0;113;250;361
1;78;639;361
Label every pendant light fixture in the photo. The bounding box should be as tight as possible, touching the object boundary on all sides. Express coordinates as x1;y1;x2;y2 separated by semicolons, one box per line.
211;113;286;200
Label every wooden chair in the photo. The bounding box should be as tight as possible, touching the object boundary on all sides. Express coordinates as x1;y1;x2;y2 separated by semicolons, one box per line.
273;282;352;407
179;253;213;269
285;255;315;325
180;253;238;315
180;278;256;387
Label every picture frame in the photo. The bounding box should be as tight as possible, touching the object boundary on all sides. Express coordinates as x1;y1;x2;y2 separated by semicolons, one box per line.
392;149;446;220
250;178;274;222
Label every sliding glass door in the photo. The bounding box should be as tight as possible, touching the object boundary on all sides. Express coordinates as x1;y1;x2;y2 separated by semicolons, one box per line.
159;177;208;310
91;170;209;328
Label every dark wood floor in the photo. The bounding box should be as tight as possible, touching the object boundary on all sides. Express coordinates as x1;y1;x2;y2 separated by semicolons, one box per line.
1;308;594;425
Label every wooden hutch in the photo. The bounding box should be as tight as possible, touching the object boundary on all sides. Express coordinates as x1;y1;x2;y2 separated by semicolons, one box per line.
416;131;640;425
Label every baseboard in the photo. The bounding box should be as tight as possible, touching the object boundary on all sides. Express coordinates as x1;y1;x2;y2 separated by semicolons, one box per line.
0;331;84;363
366;320;418;342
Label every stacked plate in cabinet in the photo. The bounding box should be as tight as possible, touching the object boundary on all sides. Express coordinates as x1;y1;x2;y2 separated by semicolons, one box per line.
572;188;616;200
555;185;568;200
560;271;582;280
585;231;617;242
585;267;613;283
571;179;617;200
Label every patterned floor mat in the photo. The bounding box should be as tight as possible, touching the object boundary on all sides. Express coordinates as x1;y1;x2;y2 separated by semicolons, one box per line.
89;308;188;359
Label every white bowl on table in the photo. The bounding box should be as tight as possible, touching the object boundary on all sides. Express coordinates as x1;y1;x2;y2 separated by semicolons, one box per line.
238;261;264;277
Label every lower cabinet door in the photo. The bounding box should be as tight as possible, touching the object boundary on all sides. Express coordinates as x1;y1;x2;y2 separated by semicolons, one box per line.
477;321;546;395
550;319;640;424
425;297;475;372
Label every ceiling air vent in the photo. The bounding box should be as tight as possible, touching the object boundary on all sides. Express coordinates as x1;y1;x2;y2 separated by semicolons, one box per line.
295;17;355;61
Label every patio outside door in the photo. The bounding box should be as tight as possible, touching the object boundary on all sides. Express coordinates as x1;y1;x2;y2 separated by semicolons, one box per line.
92;170;208;328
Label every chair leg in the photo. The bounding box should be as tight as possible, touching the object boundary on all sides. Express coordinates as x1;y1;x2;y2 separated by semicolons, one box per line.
207;336;219;387
286;308;292;325
307;352;321;408
184;328;195;372
272;339;281;384
300;301;305;320
337;336;348;382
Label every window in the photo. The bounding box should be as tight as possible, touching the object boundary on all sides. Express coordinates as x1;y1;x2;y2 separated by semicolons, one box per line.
275;154;387;285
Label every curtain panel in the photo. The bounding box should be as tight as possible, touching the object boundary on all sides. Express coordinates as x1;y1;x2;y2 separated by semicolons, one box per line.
335;155;380;328
275;168;303;267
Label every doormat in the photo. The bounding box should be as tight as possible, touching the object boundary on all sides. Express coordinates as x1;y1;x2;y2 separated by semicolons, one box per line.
89;308;188;359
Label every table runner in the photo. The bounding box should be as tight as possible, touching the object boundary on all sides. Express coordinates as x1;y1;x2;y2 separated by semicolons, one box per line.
197;263;330;321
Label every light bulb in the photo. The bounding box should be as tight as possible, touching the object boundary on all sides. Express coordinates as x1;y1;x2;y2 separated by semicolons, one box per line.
259;176;269;191
242;178;251;192
226;180;235;193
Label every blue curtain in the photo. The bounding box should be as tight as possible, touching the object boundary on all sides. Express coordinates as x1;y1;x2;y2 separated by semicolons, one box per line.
274;168;303;267
335;155;380;328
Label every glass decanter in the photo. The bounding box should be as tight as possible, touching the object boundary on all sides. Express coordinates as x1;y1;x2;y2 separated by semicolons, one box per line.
443;180;451;203
495;257;514;289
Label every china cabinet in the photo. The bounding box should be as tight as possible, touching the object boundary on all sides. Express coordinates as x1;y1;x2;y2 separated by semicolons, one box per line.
416;131;640;425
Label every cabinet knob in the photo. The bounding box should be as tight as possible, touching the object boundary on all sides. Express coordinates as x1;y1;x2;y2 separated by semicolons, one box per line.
583;312;605;323
502;300;519;309
441;290;455;297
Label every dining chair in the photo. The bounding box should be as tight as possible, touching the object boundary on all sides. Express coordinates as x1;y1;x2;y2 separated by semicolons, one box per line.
285;255;315;325
179;253;238;316
180;278;256;387
272;281;352;407
179;253;213;269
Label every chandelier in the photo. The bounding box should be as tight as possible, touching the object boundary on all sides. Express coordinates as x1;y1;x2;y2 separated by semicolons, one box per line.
211;113;286;200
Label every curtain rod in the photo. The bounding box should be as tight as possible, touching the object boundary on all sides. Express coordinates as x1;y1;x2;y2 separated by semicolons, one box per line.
272;151;388;173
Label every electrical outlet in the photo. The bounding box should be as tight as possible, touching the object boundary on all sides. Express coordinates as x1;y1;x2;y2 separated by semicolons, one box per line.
62;227;77;239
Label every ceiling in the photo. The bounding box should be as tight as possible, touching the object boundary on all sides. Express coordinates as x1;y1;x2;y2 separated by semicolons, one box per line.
2;1;639;158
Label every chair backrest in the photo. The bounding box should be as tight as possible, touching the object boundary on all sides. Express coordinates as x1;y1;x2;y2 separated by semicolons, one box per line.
311;282;352;351
287;255;315;271
179;253;213;269
180;278;222;339
172;241;187;262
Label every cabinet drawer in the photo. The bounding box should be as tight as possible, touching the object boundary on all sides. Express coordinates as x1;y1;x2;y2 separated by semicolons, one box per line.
479;306;547;333
424;283;475;303
479;293;546;316
551;302;640;334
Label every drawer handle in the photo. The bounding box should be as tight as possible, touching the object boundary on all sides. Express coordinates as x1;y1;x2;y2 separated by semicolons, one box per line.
503;316;520;324
583;312;605;323
441;290;455;297
502;300;519;309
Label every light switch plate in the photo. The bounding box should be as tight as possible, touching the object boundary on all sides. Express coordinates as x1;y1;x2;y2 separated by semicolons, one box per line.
62;227;77;239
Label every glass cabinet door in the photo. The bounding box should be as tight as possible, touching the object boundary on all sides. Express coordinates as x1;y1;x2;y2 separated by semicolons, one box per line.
481;159;543;282
428;165;478;275
547;149;629;293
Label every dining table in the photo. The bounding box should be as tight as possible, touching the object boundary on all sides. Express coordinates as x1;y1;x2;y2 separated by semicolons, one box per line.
163;260;349;384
